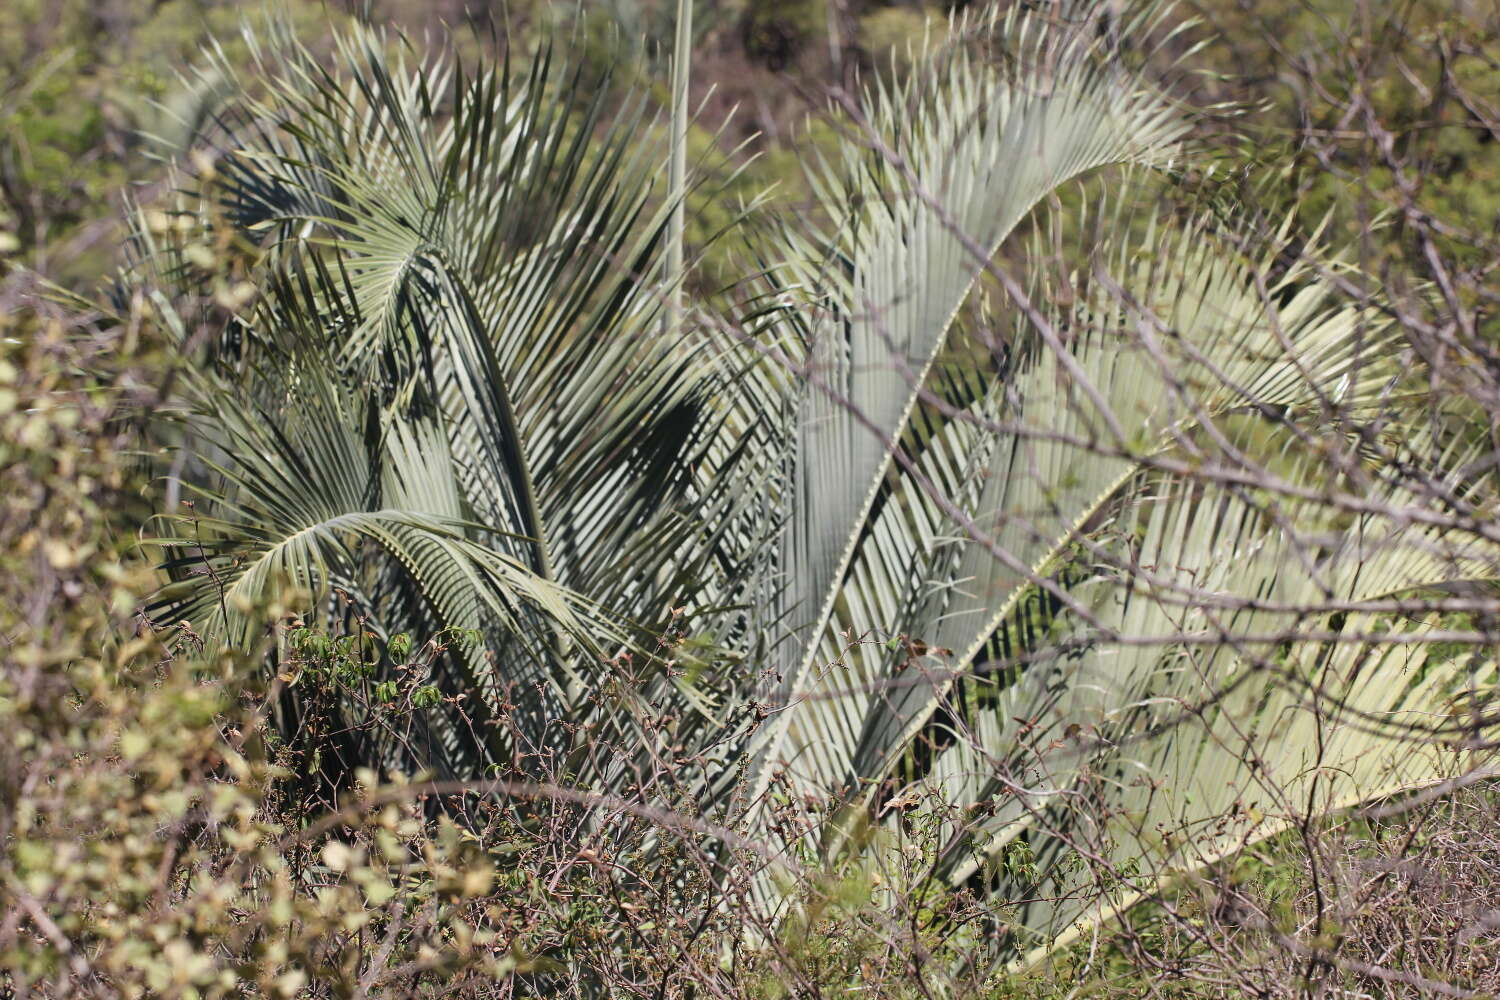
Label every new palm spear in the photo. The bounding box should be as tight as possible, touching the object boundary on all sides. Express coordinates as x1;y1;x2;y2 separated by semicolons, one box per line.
144;3;1496;966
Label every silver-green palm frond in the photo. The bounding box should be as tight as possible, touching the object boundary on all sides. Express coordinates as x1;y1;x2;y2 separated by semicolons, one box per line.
743;1;1195;806
956;438;1500;966
144;17;769;777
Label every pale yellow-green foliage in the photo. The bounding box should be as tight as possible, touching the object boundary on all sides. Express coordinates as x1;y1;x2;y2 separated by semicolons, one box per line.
0;301;505;997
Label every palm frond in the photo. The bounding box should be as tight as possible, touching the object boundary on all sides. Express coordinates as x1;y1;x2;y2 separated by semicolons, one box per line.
747;3;1194;804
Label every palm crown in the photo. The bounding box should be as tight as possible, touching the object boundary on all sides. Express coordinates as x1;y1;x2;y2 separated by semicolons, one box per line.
138;3;1497;964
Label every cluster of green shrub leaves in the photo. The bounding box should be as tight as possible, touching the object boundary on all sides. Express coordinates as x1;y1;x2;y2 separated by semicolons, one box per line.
0;302;519;997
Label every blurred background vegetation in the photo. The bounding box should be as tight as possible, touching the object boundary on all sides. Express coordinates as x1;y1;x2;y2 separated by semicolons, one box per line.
4;0;1497;291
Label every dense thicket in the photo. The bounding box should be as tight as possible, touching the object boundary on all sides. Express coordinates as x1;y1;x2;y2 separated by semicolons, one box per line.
3;2;1499;997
